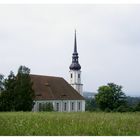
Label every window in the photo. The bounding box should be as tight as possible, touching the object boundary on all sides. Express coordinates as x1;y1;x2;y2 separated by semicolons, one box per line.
64;103;67;111
71;73;72;78
39;103;42;111
39;103;44;111
78;74;80;78
56;103;59;111
78;102;81;110
71;102;74;111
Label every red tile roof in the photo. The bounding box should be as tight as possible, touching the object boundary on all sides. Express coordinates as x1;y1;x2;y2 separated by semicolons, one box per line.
30;74;85;100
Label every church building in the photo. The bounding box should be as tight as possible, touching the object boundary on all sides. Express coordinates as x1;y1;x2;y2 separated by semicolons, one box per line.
31;31;85;112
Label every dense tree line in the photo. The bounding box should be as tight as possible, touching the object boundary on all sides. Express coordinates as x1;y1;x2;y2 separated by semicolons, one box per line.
0;66;35;111
86;83;140;112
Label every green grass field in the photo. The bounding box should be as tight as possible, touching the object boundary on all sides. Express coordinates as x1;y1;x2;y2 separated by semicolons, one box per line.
0;112;140;136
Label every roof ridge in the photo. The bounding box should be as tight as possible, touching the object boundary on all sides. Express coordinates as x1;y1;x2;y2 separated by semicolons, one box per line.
30;74;63;79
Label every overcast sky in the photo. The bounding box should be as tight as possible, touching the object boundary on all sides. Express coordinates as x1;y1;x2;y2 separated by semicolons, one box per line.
0;4;140;96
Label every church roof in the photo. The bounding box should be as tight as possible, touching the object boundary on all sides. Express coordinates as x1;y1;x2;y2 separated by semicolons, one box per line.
30;74;85;100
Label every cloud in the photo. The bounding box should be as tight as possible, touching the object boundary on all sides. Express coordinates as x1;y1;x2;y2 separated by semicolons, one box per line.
0;4;140;96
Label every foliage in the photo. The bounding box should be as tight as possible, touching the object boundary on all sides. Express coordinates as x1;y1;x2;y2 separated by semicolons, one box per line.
85;98;97;111
104;108;111;112
0;71;16;111
14;66;35;111
0;66;35;111
0;112;140;136
39;102;54;112
126;96;140;107
134;102;140;111
0;74;4;93
95;83;127;111
115;105;128;112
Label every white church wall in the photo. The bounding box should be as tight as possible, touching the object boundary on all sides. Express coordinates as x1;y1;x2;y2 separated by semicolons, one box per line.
81;100;85;112
33;100;85;112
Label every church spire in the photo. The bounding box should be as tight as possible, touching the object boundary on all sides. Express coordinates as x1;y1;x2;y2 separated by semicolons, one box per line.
69;30;81;70
74;30;77;53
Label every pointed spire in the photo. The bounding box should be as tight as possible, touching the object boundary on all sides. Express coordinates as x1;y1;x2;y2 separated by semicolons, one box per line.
74;30;77;53
69;30;81;70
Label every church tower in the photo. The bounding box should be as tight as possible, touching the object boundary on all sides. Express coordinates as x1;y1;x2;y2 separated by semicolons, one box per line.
69;31;83;96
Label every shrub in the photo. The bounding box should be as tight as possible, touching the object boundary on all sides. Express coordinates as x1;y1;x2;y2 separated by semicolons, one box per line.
134;102;140;111
39;102;53;112
104;108;111;112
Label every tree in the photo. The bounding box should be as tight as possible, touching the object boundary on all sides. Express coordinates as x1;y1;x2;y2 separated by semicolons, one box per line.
0;66;35;112
0;74;4;93
95;83;126;111
14;66;35;111
85;98;97;111
134;102;140;111
0;71;17;111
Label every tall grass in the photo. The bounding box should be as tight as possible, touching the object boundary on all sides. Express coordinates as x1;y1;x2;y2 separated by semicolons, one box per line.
0;112;140;136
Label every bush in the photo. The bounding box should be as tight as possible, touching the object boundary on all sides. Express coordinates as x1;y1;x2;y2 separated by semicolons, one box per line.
104;108;111;112
134;102;140;111
39;102;53;112
85;98;97;112
115;104;134;112
116;105;127;112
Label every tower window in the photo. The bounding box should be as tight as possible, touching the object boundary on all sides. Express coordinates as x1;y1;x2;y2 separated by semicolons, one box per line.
71;73;72;78
78;74;80;78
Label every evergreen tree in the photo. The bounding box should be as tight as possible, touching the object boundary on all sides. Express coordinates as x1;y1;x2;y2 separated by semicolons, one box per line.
14;66;35;111
0;71;16;111
0;74;4;93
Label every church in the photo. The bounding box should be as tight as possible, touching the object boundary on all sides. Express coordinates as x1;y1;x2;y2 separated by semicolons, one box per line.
31;31;85;112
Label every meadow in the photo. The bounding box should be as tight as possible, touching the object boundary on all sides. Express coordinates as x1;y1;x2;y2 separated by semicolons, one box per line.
0;112;140;136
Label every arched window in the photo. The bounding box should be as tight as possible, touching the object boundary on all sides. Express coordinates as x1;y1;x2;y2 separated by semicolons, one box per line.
64;102;67;111
39;103;42;111
71;102;74;111
56;103;59;111
78;102;81;110
71;73;72;78
78;74;80;78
